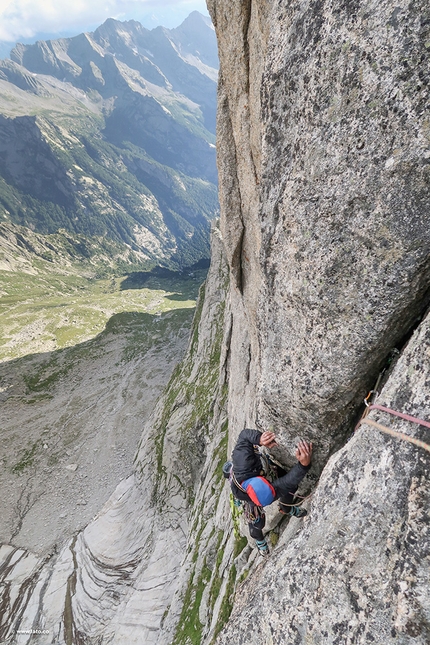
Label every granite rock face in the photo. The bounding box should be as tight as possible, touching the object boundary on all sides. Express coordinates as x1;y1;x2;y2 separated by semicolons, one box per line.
206;0;430;643
207;0;272;437
208;0;430;463
258;0;430;461
1;2;429;644
216;311;430;645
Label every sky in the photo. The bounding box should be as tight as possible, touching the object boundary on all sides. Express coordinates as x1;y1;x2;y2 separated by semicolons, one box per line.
0;0;210;44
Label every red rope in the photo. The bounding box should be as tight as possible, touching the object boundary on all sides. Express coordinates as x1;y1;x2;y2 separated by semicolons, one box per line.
356;396;430;453
366;404;430;429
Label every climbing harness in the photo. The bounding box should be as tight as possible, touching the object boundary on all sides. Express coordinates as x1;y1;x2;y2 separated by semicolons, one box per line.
356;392;430;453
226;465;265;522
229;469;266;523
243;501;264;524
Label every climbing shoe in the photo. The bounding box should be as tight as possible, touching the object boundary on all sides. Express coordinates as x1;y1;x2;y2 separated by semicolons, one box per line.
279;504;307;518
256;539;269;557
289;506;307;518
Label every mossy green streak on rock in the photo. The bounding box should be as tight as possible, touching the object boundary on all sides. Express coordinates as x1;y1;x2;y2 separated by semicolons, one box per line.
12;441;39;473
210;564;237;645
212;423;228;485
173;519;247;645
152;362;182;485
23;363;73;394
207;531;226;613
149;268;227;505
189;282;207;359
172;562;212;645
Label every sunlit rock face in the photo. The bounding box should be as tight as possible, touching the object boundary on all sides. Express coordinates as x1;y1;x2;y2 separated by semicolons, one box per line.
257;0;430;460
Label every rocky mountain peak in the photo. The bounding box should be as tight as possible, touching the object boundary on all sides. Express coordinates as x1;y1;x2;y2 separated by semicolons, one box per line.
170;11;218;70
0;13;218;271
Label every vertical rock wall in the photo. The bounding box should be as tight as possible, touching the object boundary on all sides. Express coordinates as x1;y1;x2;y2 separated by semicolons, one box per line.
216;310;430;644
208;0;430;466
207;0;272;433
257;0;430;462
206;0;430;643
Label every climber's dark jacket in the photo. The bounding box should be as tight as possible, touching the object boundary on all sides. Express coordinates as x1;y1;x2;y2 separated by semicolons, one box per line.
231;428;310;501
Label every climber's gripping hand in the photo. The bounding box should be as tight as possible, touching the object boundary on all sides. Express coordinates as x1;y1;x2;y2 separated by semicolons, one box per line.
259;431;278;449
296;440;313;467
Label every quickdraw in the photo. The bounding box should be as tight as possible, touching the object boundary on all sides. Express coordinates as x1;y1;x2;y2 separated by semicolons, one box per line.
243;501;264;523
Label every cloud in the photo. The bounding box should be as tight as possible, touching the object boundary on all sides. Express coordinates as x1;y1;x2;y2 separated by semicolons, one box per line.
0;0;208;42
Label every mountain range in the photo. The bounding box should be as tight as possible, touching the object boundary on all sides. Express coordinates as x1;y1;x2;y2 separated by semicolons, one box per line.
0;11;218;272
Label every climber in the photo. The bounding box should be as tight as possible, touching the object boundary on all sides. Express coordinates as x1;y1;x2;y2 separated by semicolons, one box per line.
223;429;312;556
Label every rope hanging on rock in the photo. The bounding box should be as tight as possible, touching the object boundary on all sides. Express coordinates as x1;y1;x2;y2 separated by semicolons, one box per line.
357;394;430;453
365;403;430;430
278;492;314;508
357;417;430;453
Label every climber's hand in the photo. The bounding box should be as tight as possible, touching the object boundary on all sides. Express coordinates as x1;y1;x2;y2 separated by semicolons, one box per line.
260;431;278;448
296;440;312;467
